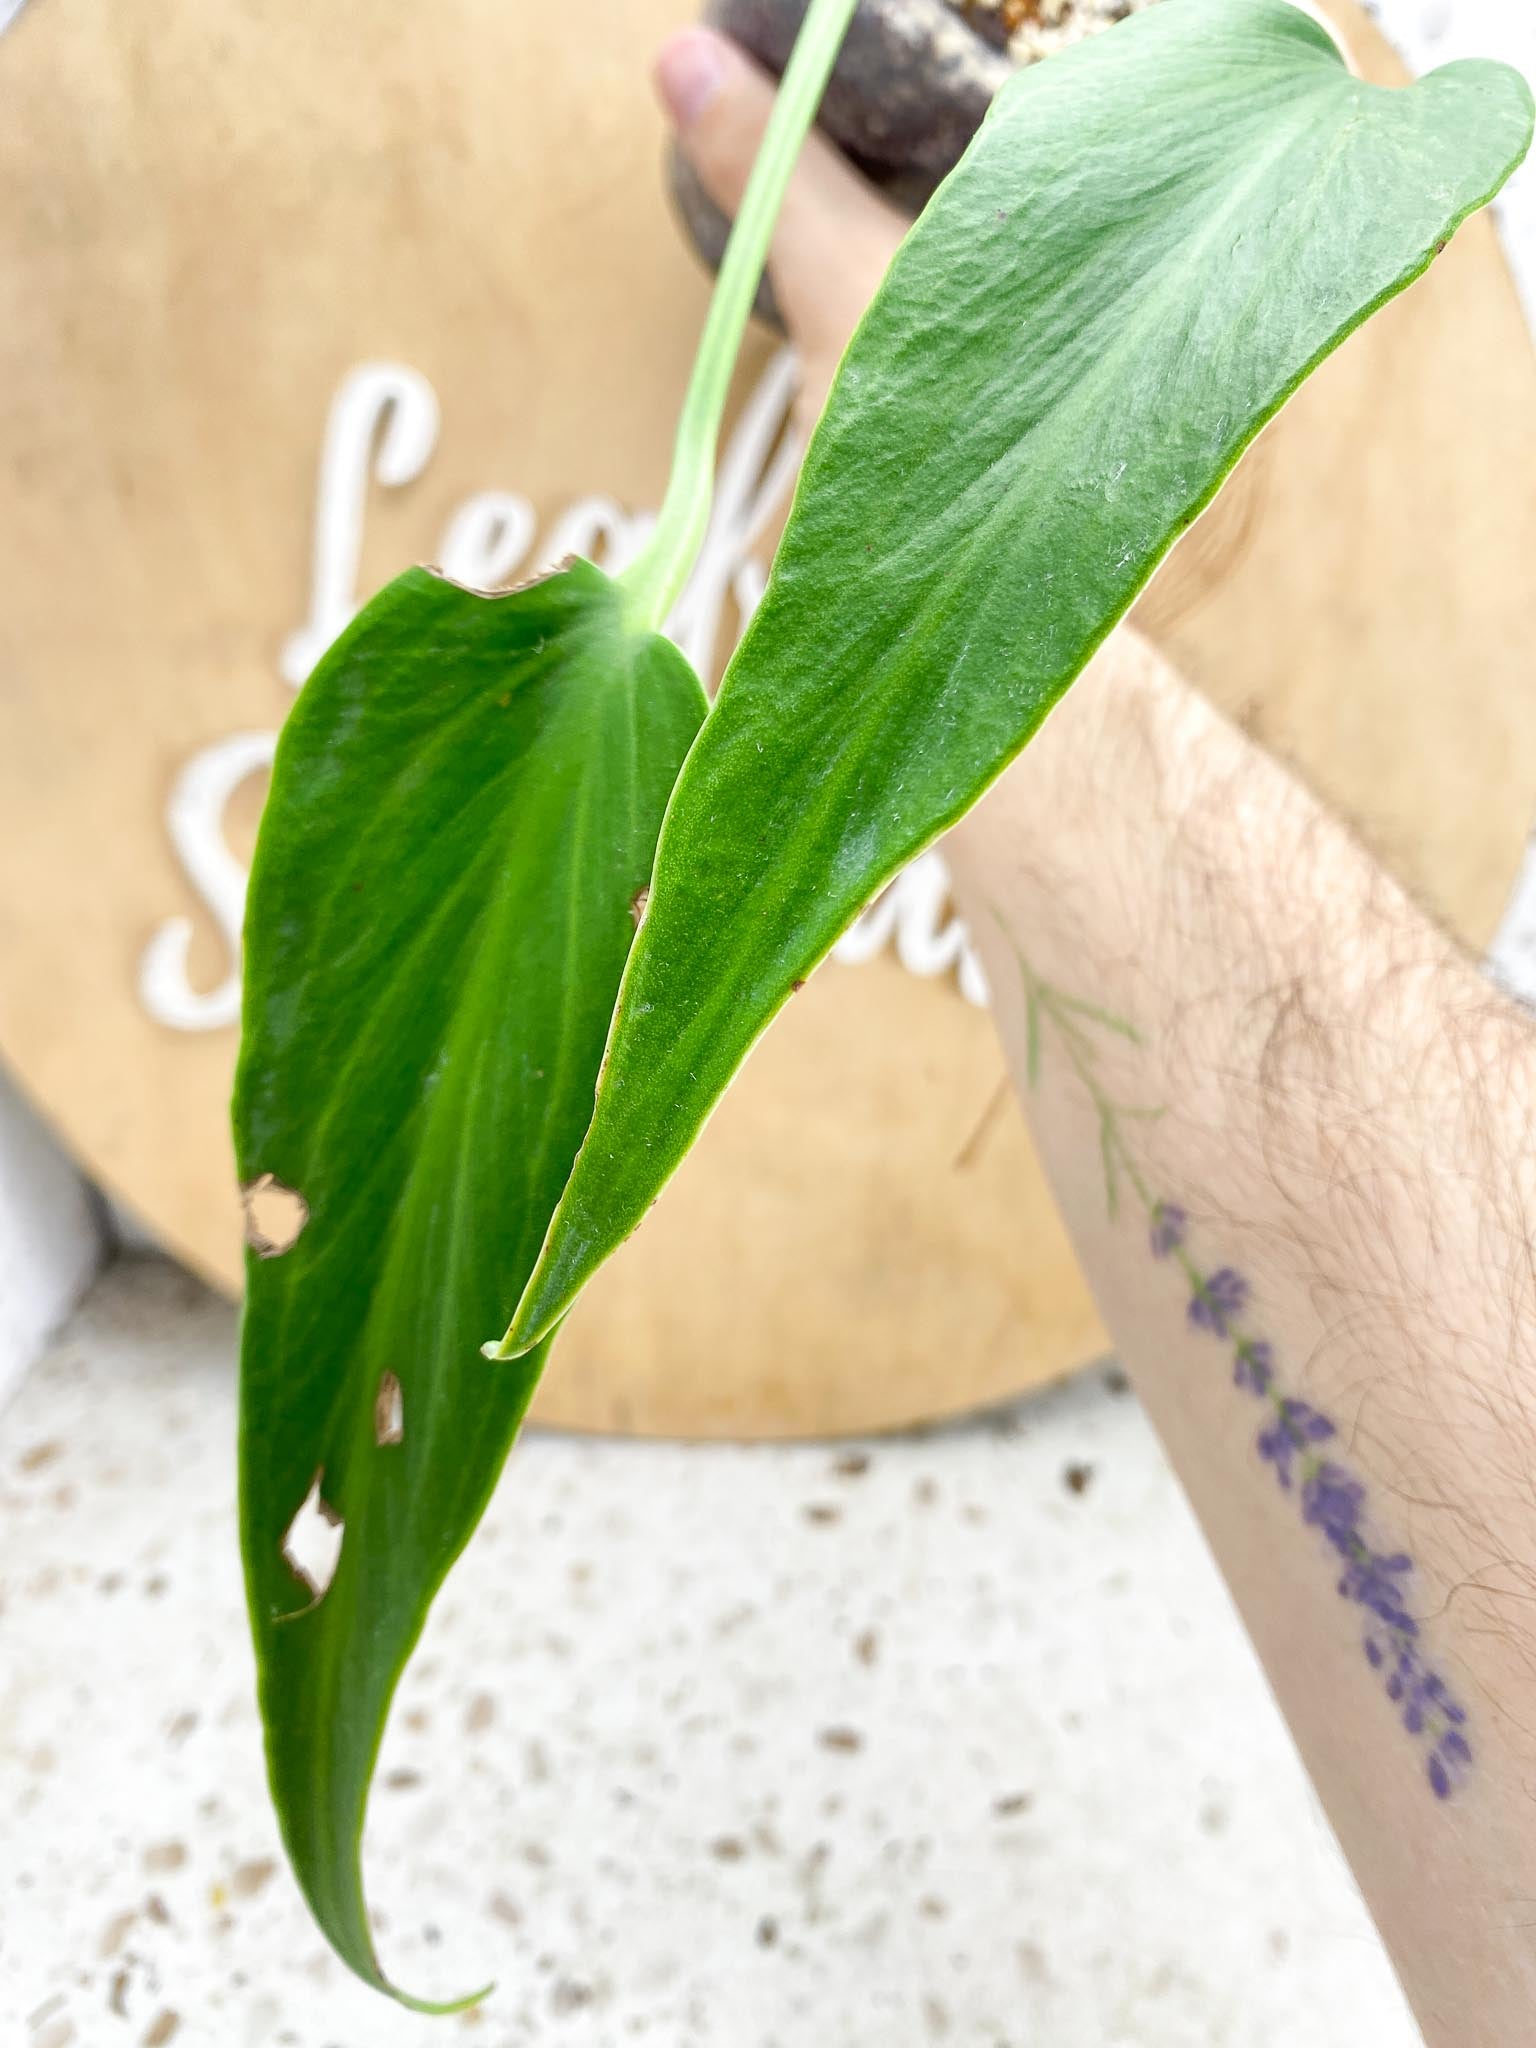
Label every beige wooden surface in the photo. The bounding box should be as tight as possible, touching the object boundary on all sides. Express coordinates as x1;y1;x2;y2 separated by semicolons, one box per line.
0;0;1533;1436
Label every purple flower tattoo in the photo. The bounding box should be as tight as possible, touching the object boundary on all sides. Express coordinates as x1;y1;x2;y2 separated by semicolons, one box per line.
1301;1460;1364;1543
1013;952;1473;1801
1189;1259;1470;1795
1189;1266;1249;1338
1256;1400;1335;1490
1232;1340;1274;1396
1149;1203;1187;1259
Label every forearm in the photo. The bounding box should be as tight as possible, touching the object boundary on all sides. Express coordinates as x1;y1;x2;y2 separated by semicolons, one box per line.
947;629;1536;2046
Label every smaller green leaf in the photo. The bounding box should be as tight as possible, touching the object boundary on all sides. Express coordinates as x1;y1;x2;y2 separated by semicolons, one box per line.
235;559;705;2004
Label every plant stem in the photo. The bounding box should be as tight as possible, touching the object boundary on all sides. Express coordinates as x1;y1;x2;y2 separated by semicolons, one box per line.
621;0;859;633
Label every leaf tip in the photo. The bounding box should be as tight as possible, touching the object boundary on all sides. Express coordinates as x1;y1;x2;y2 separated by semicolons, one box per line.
482;1312;551;1363
492;1256;570;1362
485;1311;544;1363
388;1976;496;2018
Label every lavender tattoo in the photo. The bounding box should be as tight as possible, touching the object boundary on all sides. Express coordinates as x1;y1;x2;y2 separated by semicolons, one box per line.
1013;952;1472;1800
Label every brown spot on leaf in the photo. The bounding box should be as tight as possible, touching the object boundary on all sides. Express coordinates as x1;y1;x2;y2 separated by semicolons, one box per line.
1063;1462;1094;1497
426;553;578;599
374;1371;404;1447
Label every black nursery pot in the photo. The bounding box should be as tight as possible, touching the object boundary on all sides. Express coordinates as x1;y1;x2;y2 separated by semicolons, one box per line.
669;0;1153;325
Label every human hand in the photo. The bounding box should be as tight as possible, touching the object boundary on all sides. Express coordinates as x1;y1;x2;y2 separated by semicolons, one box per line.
655;25;908;425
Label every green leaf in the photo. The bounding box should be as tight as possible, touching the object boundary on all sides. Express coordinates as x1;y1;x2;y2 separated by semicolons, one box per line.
234;560;705;2005
501;0;1533;1355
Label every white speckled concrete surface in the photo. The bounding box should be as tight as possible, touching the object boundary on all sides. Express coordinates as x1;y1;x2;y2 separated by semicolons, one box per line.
3;1262;1417;2047
5;4;1535;2043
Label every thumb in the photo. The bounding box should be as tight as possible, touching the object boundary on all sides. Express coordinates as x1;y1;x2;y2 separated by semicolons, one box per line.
655;26;905;394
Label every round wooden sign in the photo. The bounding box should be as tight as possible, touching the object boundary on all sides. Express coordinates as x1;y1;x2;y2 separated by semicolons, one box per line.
1;0;1534;1436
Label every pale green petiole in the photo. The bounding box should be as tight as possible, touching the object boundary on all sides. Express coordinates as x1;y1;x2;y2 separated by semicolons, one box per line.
620;0;859;633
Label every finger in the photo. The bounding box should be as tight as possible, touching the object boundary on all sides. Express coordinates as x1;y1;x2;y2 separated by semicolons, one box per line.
655;26;905;385
655;26;858;222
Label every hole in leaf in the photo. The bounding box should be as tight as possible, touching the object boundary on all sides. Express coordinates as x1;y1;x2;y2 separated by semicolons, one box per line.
375;1371;404;1447
242;1175;309;1258
280;1471;344;1609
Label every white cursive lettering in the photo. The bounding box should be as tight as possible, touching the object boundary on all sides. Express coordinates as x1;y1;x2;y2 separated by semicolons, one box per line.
141;351;986;1031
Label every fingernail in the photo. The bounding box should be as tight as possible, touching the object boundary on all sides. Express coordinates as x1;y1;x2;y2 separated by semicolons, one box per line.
656;28;729;131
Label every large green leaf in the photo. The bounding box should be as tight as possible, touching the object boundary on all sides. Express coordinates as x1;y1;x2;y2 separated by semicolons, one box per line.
234;560;705;2005
501;0;1533;1355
